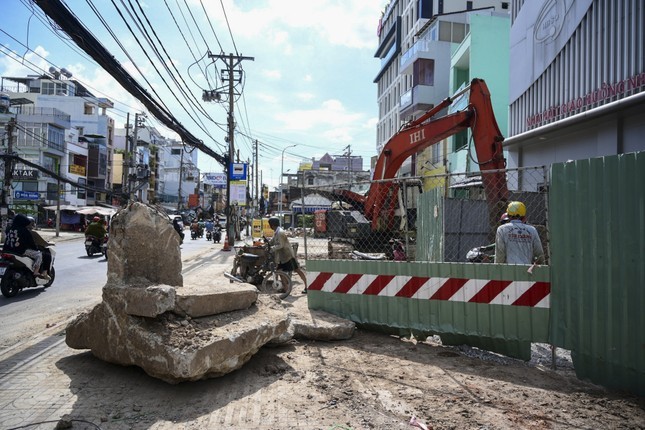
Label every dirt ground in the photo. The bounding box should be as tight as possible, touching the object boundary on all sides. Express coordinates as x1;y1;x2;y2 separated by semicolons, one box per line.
51;323;644;430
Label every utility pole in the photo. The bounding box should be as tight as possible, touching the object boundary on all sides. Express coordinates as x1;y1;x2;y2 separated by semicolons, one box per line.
122;113;130;204
207;52;254;247
2;117;15;241
254;139;259;216
177;143;184;211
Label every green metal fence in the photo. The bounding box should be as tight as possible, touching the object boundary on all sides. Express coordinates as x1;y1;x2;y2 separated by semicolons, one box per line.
549;152;645;396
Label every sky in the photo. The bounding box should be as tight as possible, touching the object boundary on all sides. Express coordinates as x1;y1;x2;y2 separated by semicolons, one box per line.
0;0;386;190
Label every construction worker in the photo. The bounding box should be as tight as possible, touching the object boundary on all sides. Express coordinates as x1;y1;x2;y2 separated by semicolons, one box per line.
267;217;308;293
494;201;545;265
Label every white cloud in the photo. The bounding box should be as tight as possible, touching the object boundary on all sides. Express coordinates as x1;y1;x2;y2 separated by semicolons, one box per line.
263;69;282;80
272;98;364;132
296;92;315;102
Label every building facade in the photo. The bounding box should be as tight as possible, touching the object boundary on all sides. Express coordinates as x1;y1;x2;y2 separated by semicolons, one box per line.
375;0;510;178
505;0;645;169
1;73;115;207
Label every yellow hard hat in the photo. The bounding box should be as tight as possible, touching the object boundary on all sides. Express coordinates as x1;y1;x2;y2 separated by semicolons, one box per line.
506;201;526;217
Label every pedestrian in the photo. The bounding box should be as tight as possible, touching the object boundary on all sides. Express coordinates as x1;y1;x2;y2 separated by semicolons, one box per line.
268;217;308;293
494;201;545;265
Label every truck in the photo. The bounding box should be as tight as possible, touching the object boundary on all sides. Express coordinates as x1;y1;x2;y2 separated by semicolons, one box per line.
326;78;509;257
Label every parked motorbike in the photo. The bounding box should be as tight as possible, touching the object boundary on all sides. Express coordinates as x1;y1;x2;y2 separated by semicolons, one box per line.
466;244;495;263
0;246;56;298
227;238;292;299
85;235;103;257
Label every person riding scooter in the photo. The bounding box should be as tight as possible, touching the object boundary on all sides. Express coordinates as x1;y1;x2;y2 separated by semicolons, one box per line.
27;216;54;279
3;213;49;280
85;216;107;241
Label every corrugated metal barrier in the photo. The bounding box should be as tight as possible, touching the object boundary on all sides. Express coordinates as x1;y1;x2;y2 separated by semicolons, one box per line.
306;259;550;361
549;152;645;396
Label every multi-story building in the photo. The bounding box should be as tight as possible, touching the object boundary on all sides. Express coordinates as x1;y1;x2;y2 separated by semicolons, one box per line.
375;0;509;177
504;0;645;171
156;139;199;210
0;101;70;215
1;72;115;206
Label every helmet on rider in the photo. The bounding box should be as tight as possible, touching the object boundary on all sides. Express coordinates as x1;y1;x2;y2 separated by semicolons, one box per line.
93;216;101;222
499;212;510;224
506;201;526;218
27;216;36;229
268;217;280;228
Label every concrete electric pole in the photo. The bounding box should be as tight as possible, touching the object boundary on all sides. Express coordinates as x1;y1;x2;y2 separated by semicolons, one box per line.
207;52;254;247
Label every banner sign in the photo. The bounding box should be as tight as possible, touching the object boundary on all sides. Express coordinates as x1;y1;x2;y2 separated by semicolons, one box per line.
203;172;227;186
13;169;39;180
14;190;39;200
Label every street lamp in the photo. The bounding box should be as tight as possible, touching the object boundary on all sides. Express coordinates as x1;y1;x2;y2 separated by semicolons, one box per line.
279;144;297;223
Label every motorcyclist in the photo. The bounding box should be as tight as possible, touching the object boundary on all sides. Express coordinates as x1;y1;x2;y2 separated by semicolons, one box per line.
204;219;214;239
495;201;545;265
3;213;49;280
27;216;54;278
85;216;107;242
172;216;185;242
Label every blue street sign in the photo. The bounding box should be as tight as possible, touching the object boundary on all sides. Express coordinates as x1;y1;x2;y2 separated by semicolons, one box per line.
14;190;40;200
229;163;247;180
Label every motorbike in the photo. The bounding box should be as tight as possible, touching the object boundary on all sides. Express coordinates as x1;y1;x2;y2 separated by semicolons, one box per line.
85;235;103;257
466;244;495;263
0;246;56;298
213;227;222;243
206;230;212;241
101;234;109;259
227;238;292;299
350;238;408;261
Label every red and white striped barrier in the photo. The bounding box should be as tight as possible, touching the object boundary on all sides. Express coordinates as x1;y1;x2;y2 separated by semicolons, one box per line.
308;272;550;308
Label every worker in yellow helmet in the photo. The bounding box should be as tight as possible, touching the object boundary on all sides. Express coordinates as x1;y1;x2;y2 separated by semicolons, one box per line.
494;201;544;265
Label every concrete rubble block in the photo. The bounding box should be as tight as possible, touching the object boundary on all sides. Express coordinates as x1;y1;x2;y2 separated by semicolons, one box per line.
119;284;176;318
66;293;289;384
291;308;356;341
174;283;258;318
107;202;183;287
269;301;357;345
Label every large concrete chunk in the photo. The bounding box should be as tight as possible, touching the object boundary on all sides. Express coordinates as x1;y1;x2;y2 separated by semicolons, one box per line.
65;202;355;384
66;291;288;384
174;282;258;318
107;203;183;287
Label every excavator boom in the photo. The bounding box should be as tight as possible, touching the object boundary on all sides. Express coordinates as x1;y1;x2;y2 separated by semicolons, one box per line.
361;78;508;229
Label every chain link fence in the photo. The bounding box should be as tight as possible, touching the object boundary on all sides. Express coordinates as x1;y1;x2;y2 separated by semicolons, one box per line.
275;166;550;264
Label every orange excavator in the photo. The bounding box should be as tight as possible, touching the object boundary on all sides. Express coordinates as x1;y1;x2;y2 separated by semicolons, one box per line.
333;78;509;233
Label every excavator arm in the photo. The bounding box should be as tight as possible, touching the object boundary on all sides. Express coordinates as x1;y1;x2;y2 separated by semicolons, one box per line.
337;78;508;230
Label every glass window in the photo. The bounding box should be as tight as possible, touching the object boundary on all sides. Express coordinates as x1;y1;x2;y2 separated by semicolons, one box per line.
413;59;435;86
46;182;58;201
77;178;86;199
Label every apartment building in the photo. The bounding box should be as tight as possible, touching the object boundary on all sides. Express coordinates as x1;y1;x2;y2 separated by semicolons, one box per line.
375;0;509;177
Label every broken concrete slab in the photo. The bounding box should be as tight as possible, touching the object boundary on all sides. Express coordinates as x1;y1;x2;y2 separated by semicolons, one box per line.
120;284;176;318
174;282;258;318
67;293;288;384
